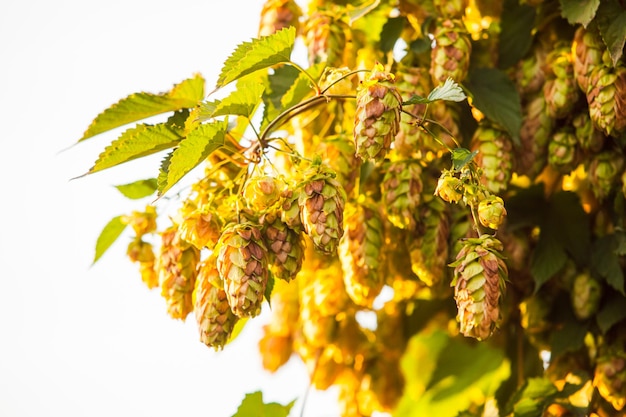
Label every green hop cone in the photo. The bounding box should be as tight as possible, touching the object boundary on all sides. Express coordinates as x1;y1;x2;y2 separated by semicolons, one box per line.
339;198;385;308
570;271;602;320
573;111;604;153
298;164;347;254
543;44;580;119
434;169;463;203
430;19;472;85
450;234;508;340
280;184;304;233
572;25;605;93
354;63;403;162
216;223;269;318
194;255;239;350
594;351;626;411
588;151;625;201
243;175;281;212
261;211;304;282
586;63;626;137
518;94;552;178
320;134;361;196
303;9;348;67
258;0;302;37
477;195;507;230
515;46;546;97
548;127;578;174
381;161;423;230
470;123;514;194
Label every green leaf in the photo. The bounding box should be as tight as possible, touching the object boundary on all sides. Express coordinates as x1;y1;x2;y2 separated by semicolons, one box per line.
158;120;227;196
114;178;158;199
464;67;522;144
93;216;127;264
280;62;324;110
86;123;183;175
509;378;558;417
591;233;625;294
451;148;478;172
216;27;296;89
559;0;600;27
264;273;275;308
531;232;568;292
380;16;405;54
157;151;174;193
260;65;301;130
79;74;204;141
231;391;295;417
596;290;626;333
498;0;535;69
212;80;264;119
347;0;381;24
429;78;467;102
595;2;626;66
550;319;587;357
227;317;248;347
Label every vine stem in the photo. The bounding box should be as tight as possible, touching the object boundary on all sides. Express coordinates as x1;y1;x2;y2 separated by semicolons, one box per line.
287;61;322;94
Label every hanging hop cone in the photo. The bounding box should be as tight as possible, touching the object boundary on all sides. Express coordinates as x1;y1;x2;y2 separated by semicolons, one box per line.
586;62;626;137
434;169;464;204
338;199;385;308
543;44;580;119
122;205;157;237
515;46;546;97
470;123;514;194
260;211;304;282
194;255;239;350
243;175;281;212
303;9;349;67
178;203;223;250
319;134;361;196
589;151;625;201
573;111;604;153
127;239;159;289
477;194;507;230
594;351;626;411
394;66;431;157
548;127;578;174
432;0;468;19
430;19;472;85
158;227;200;320
381;161;423;230
572;25;605;93
216;223;269;318
298;164;347;254
407;195;450;287
258;0;302;37
280;184;304;233
570;271;602;320
353;63;403;162
450;234;508;340
518;94;552;178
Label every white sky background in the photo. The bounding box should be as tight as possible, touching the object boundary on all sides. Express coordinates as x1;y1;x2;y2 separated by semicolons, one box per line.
0;1;341;416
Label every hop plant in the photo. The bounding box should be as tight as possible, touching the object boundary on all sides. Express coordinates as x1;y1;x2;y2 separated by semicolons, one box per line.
588;151;625;201
194;254;239;350
470;123;514;194
216;222;269;318
258;0;302;37
298;163;347;254
430;19;472;85
353;63;403;162
338;198;385;307
450;234;508;340
381;160;423;230
543;43;580;119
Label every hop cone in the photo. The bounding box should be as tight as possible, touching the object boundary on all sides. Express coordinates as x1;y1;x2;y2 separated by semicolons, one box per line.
303;9;348;67
298;164;347;254
588;151;625;201
519;294;552;350
216;223;269;318
319;134;361;196
543;44;580;119
194;255;239;350
354;64;403;162
122;205;157;237
339;199;385;308
572;26;605;92
178;203;222;250
258;0;302;37
158;227;200;320
570;271;602;320
518;95;552;178
243;175;281;212
594;351;626;411
548;128;578;174
381;161;423;230
261;212;304;282
586;63;626;137
280;185;304;232
432;0;468;18
430;19;472;85
451;234;508;340
516;46;546;97
573;111;604;153
394;67;432;156
407;196;450;287
470;123;514;194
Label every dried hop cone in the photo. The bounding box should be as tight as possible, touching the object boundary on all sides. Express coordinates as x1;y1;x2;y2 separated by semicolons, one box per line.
381;161;423;230
216;223;269;318
470;123;514;194
570;271;602;320
258;0;302;37
430;19;472;85
354;63;403;162
594;351;626;411
586;62;626;137
588;151;625;201
543;44;580;119
339;199;385;308
261;212;304;282
194;255;239;350
451;234;508;340
298;164;347;254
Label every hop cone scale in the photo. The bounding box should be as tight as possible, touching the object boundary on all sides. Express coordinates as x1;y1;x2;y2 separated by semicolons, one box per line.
216;223;269;318
451;234;508;340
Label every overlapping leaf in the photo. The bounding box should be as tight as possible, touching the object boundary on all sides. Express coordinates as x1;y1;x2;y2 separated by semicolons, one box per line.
559;0;600;27
79;74;204;141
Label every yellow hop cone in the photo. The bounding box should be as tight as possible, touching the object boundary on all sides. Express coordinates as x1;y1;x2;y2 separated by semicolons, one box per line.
158;227;200;320
243;175;281;212
216;223;269;318
139;261;158;290
261;212;304;282
258;0;302;37
434;170;463;203
122;205;157;237
594;351;626;411
194;254;239;350
178;203;222;250
477;195;507;230
450;234;508;340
